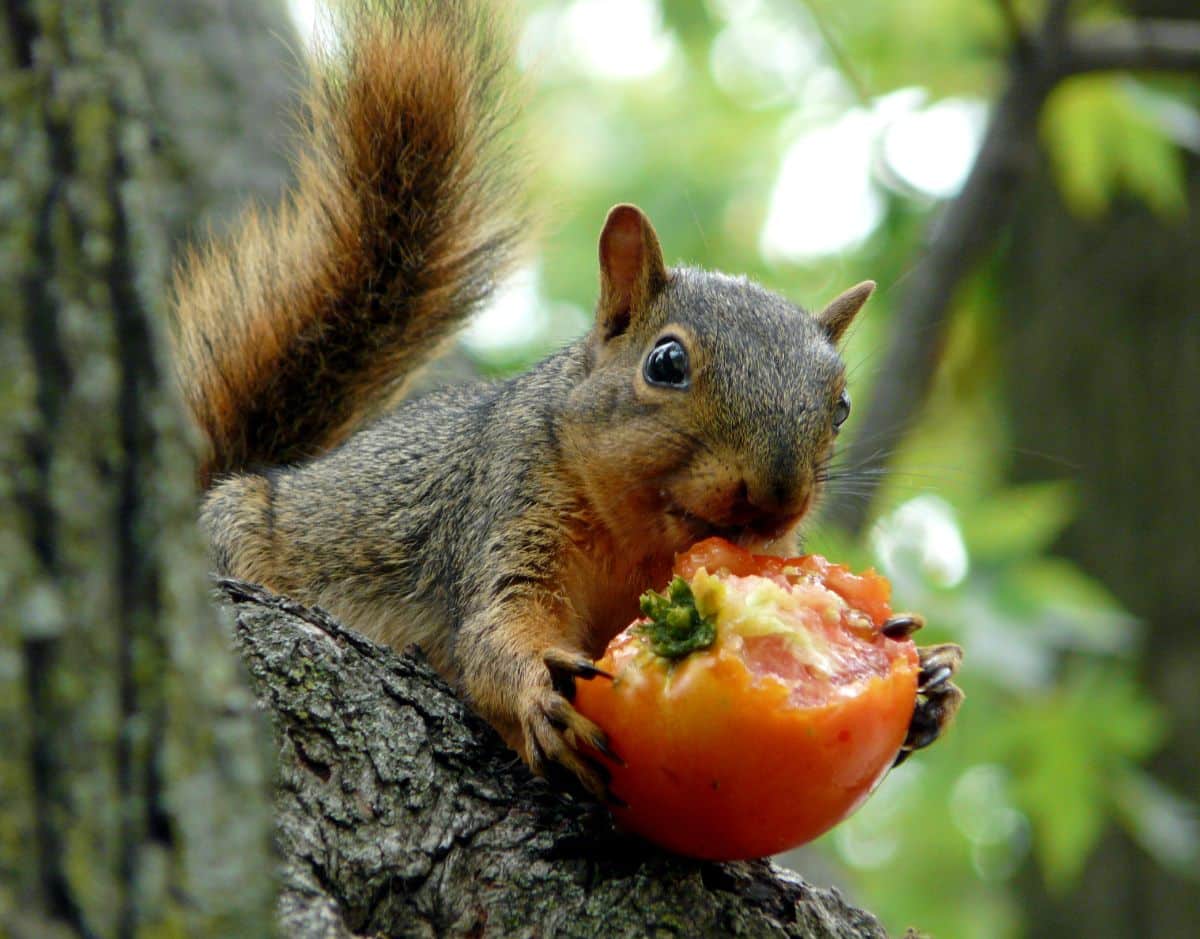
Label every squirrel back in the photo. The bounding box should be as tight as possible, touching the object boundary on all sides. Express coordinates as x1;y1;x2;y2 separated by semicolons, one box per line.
172;0;524;486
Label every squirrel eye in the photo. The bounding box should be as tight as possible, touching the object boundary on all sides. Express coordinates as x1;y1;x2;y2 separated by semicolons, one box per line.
644;337;690;388
833;389;851;431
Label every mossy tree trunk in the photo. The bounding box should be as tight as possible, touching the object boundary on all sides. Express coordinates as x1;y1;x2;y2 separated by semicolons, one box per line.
0;2;297;936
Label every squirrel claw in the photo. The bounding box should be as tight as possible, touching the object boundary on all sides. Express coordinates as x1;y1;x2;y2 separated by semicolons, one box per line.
893;642;964;768
543;647;612;701
917;643;963;692
882;613;924;639
523;687;616;802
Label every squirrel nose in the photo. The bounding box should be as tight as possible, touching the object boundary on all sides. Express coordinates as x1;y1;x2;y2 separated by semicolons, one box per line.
729;476;800;522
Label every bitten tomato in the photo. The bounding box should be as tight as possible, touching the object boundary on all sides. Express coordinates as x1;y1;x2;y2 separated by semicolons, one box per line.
575;537;919;861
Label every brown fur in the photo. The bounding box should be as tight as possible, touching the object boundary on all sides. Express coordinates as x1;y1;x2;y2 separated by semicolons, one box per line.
178;5;877;796
172;1;523;486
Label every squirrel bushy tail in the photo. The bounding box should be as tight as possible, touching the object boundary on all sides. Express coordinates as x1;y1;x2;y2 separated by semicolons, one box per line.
172;0;524;486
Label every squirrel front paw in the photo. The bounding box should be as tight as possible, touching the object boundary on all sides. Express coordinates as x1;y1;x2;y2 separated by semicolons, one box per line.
521;685;614;801
518;648;618;801
894;642;964;766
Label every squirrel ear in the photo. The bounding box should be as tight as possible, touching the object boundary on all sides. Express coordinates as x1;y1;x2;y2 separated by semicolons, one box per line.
596;204;668;340
816;280;875;343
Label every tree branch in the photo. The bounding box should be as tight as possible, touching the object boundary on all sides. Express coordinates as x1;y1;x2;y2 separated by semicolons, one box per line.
222;579;895;938
826;13;1200;534
992;0;1032;54
1062;20;1200;76
827;57;1055;532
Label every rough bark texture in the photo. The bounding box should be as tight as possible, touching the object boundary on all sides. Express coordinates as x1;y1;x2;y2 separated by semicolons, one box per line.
223;580;892;939
0;2;296;937
122;0;300;239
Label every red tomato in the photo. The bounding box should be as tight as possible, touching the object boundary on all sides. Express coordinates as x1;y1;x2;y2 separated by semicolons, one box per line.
575;537;918;861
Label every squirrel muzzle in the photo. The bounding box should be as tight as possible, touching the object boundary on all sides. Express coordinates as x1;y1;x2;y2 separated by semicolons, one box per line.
664;451;819;548
725;479;815;544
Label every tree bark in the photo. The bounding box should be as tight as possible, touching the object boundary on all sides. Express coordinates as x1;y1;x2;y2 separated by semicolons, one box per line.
223;580;893;939
0;2;296;937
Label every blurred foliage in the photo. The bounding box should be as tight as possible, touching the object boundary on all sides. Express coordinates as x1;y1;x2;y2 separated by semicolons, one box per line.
1042;75;1188;217
452;1;1200;934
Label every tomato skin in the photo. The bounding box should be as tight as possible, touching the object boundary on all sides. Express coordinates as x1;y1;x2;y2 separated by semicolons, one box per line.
574;538;918;861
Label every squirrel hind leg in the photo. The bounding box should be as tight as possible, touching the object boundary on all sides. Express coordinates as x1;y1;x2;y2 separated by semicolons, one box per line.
201;472;284;589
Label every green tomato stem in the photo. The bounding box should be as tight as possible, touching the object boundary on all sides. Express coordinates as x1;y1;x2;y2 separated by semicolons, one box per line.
637;576;717;660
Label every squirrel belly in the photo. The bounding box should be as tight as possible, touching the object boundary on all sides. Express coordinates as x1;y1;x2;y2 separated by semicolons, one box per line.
177;1;878;796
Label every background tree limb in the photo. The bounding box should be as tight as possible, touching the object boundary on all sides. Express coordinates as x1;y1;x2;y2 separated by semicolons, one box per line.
827;10;1200;533
1064;20;1200;75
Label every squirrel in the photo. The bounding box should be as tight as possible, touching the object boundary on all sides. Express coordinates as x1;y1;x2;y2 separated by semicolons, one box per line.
172;0;961;797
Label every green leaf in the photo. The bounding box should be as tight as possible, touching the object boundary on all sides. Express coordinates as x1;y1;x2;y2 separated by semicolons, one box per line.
1111;769;1200;878
1004;557;1134;653
1005;667;1166;889
1041;75;1187;218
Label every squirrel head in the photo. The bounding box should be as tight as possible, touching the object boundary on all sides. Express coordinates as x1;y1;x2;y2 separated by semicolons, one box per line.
562;204;873;555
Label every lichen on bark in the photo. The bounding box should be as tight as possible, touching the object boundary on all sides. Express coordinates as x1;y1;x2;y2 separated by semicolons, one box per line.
1;3;293;936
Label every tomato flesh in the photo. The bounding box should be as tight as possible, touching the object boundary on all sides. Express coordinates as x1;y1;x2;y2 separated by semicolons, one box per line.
574;537;918;861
